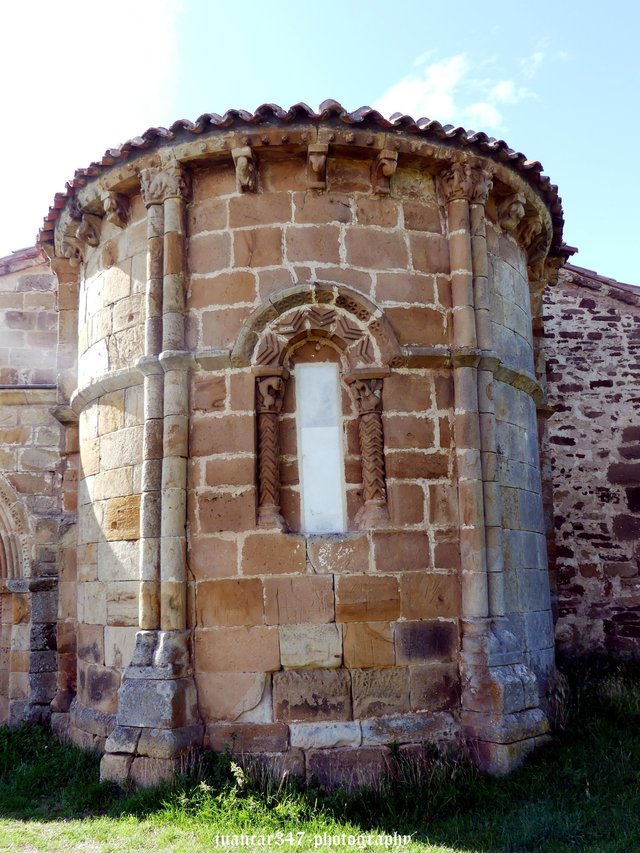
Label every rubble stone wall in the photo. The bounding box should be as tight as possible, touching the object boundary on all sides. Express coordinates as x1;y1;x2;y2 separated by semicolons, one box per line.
0;254;69;726
543;266;640;657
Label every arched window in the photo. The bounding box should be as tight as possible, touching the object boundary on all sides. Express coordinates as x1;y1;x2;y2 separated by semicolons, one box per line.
232;283;400;534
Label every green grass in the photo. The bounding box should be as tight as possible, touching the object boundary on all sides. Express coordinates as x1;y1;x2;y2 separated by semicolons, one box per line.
0;659;639;852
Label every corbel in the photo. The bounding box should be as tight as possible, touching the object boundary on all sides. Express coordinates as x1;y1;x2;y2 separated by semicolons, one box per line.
75;213;101;248
371;149;398;195
61;237;83;268
102;192;130;229
498;192;526;232
232;146;257;193
307;143;328;190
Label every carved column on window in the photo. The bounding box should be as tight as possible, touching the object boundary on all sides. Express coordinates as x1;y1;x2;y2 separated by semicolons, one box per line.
348;369;390;528
255;368;288;530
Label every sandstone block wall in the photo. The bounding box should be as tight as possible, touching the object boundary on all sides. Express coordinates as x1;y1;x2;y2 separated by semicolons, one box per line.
3;106;568;780
543;266;640;657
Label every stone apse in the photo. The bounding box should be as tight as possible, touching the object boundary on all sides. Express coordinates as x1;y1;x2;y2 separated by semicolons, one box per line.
0;103;571;787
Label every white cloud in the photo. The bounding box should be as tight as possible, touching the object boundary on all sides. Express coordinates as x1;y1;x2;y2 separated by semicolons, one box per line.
373;52;537;134
0;0;182;256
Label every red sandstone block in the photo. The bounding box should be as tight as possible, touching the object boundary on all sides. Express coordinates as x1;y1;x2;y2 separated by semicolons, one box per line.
395;620;458;664
409;662;460;712
385;306;449;346
188;232;231;275
410;233;450;275
351;667;410;717
197;578;263;627
335;575;399;622
385;450;449;480
343;622;395;668
311;266;372;295
197;490;256;533
188;535;238;581
383;373;433;412
272;669;352;722
400;573;460;619
434;539;461;571
242;532;306;576
387;481;425;525
196;671;269;721
188;272;257;309
261;158;307;192
205;456;255;487
326;159;370;193
201;307;251;349
434;374;454;409
229;371;255;411
229;192;291;228
306;746;392;790
439;416;452;448
373;531;430;572
264;576;334;624
192;165;237;201
188;197;227;234
403;200;442;233
376;272;436;304
307;533;370;574
191;376;226;412
345;229;408;270
285;225;341;265
428;483;459;527
206;723;289;753
190;414;254;456
383;414;435;449
293;192;352;224
234;228;283;268
356;197;399;228
196;626;280;672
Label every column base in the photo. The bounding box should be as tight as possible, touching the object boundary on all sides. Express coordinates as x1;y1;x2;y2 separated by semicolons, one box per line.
100;629;203;787
460;618;551;774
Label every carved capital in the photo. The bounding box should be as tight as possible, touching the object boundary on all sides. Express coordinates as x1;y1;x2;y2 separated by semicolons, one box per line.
232;146;257;193
140;165;191;207
469;162;493;206
307;143;328;190
498;193;526;232
351;377;383;414
440;159;474;203
372;149;398;195
102;192;130;228
256;375;285;414
75;213;101;248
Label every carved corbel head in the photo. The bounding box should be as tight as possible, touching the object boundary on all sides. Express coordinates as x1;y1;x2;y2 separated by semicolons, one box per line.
61;237;84;267
498;192;526;232
372;149;398;195
307;143;328;190
232;146;257;193
517;212;543;248
102;192;130;229
75;213;101;248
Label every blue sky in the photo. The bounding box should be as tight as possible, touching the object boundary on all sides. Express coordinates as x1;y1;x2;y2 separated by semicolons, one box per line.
2;0;638;284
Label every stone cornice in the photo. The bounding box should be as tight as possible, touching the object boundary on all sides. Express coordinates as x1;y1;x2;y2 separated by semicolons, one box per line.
41;105;562;268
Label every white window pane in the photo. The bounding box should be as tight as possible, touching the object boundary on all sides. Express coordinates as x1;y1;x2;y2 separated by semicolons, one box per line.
295;363;346;533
